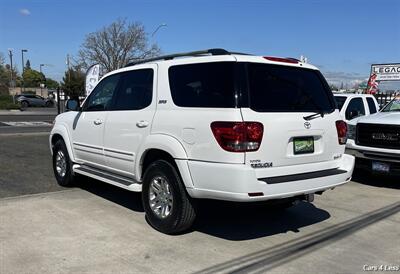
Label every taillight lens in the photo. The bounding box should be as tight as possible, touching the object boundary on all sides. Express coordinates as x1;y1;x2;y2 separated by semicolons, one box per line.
336;120;348;145
210;122;263;152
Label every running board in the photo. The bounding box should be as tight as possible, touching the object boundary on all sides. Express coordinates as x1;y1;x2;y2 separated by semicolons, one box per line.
73;164;142;192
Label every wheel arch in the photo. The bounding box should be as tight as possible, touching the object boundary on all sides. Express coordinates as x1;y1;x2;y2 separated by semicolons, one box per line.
50;125;75;162
137;135;194;188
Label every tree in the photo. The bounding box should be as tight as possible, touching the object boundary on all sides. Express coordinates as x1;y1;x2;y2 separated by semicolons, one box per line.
0;52;4;66
45;78;60;89
61;67;85;97
78;18;160;72
22;69;44;87
25;59;31;70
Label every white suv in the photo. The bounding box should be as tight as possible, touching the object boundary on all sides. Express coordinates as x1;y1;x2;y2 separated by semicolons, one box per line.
50;49;355;234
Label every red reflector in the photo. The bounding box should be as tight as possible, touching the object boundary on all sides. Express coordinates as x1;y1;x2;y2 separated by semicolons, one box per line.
248;192;264;197
211;122;264;152
336;120;348;145
263;56;298;64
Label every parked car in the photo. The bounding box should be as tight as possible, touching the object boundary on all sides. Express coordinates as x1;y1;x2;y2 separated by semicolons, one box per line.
50;49;355;234
334;94;379;122
346;96;400;175
16;94;54;108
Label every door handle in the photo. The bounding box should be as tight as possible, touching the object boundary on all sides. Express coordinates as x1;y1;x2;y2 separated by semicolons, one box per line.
136;120;149;128
93;119;103;125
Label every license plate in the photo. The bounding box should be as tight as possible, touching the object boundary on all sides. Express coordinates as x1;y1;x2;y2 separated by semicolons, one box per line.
372;161;390;173
293;137;314;155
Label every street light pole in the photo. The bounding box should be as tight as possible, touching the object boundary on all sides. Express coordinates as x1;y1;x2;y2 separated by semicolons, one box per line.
151;23;167;37
39;64;45;97
21;49;28;92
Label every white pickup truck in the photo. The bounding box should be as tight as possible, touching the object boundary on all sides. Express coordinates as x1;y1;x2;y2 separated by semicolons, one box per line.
334;94;379;122
346;97;400;175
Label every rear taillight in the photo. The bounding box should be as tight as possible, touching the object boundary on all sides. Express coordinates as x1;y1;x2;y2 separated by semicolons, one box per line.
336;120;348;145
263;56;298;64
210;122;263;152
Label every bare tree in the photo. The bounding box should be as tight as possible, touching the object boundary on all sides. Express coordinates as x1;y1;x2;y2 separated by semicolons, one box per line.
78;19;161;73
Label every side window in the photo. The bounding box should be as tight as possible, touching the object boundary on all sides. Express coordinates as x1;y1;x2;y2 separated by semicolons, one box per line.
83;74;120;111
346;98;365;120
168;62;236;108
112;69;153;111
366;97;377;114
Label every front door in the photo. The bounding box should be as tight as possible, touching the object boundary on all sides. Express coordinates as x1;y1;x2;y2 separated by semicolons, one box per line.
71;73;120;169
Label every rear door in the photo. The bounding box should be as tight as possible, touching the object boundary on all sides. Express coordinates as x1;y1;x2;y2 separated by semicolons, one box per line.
103;66;156;177
239;62;340;172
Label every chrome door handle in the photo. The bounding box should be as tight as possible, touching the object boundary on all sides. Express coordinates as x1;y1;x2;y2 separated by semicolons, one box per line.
93;119;103;125
136;120;149;128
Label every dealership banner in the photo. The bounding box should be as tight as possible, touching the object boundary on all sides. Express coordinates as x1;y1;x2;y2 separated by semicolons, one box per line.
371;63;400;81
85;64;101;96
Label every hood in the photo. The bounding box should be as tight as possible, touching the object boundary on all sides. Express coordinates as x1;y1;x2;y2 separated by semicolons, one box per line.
356;111;400;125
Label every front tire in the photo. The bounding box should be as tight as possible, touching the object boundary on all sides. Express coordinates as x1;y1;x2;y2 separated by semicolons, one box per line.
52;139;77;187
142;160;196;234
20;100;29;109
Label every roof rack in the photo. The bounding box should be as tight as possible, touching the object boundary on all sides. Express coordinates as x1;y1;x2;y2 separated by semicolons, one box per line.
125;48;250;67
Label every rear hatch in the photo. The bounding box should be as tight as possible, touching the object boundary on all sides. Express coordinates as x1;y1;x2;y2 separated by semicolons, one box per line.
238;61;342;176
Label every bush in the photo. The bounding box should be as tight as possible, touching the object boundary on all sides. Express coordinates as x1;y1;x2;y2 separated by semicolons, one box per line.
0;95;20;110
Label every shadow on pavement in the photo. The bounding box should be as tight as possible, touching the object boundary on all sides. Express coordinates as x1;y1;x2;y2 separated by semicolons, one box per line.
79;177;330;241
193;200;330;241
77;177;144;212
352;168;400;190
195;202;400;274
77;176;330;241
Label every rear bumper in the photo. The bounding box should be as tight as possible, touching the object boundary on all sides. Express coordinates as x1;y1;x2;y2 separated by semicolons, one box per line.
186;154;355;202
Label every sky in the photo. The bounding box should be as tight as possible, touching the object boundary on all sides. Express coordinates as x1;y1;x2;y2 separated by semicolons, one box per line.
0;0;399;90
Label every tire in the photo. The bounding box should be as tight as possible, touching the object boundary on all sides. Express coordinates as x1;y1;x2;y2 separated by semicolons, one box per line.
45;101;52;107
20;101;29;109
52;139;77;187
142;160;196;234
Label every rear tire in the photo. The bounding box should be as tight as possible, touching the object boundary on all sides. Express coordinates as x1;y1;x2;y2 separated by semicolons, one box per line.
52;139;77;187
142;160;196;234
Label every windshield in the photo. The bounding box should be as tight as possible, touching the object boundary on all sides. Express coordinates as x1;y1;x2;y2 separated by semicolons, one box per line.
246;63;335;112
382;98;400;112
334;96;347;110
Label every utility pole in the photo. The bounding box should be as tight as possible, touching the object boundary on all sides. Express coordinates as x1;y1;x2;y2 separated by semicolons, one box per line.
21;49;28;92
8;49;15;103
8;49;13;87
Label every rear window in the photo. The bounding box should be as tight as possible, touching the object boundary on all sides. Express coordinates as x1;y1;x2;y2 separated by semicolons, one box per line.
334;96;347;110
168;62;236;108
247;63;335;112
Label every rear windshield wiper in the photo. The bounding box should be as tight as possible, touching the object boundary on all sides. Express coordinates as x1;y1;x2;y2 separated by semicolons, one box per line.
303;111;325;121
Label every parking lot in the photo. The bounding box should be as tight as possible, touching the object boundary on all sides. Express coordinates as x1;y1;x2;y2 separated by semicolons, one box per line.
0;133;399;273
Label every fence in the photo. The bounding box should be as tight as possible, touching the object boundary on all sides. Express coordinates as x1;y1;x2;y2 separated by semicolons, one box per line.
373;92;397;108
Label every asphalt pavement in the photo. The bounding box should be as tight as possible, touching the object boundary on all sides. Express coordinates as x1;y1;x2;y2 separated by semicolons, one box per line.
0;107;56;135
0;134;399;273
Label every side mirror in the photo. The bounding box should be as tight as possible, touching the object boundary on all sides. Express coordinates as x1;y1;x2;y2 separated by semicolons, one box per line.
66;99;80;112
